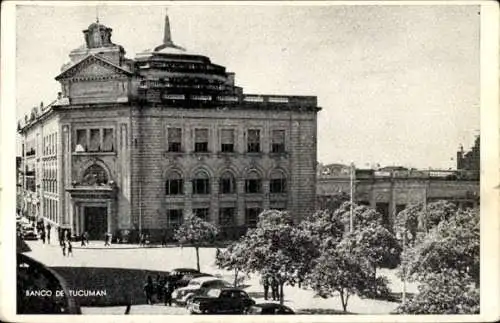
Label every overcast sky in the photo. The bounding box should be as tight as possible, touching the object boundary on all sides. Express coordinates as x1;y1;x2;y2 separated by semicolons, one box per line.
15;3;480;169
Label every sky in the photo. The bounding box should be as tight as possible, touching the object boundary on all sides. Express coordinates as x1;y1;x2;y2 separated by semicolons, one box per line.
15;3;480;169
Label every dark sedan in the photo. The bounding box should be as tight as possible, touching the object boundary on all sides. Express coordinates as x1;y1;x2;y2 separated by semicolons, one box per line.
248;303;295;315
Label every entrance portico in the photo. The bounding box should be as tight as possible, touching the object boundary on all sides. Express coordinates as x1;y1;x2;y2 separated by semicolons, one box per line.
66;186;116;239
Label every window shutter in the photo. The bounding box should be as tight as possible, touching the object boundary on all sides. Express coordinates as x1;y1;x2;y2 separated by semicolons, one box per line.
272;130;285;144
195;129;208;142
168;128;182;142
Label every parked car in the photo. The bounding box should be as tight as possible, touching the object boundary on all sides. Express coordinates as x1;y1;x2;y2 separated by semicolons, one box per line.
172;277;231;306
170;268;200;276
248;303;295;315
175;272;213;288
22;230;39;241
188;288;255;314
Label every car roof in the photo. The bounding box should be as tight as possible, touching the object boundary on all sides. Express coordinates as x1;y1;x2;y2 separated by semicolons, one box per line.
189;277;227;284
171;268;199;272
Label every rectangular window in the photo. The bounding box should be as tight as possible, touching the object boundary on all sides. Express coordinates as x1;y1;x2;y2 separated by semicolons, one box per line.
247;129;260;153
270;178;286;193
219;208;235;226
245;208;261;228
166;179;183;195
193;208;209;222
271;130;286;153
167;209;183;227
194;128;209;152
168;128;182;152
220;129;234;152
102;128;114;152
192;178;210;194
220;177;234;194
89;129;100;151
76;129;87;151
245;179;262;194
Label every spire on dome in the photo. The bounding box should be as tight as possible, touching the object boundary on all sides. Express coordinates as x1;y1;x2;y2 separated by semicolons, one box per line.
154;9;185;52
163;8;172;45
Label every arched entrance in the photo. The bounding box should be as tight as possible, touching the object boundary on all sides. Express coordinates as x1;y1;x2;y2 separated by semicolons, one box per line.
67;163;116;239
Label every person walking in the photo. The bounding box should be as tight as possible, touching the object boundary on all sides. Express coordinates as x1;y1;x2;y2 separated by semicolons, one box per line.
46;224;51;244
81;232;86;246
144;276;154;305
61;239;66;256
67;240;73;257
83;231;89;246
104;232;111;246
40;230;46;244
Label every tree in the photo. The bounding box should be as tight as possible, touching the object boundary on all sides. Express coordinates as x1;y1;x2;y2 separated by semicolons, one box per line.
335;202;385;231
398;208;480;314
215;239;248;287
235;210;314;304
396;269;479;314
340;223;401;298
305;239;370;312
174;213;219;271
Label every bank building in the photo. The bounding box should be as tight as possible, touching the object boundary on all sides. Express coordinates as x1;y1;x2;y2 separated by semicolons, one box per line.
18;14;320;241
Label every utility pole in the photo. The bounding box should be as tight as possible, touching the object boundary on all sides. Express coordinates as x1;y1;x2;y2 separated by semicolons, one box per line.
350;162;355;232
139;182;142;236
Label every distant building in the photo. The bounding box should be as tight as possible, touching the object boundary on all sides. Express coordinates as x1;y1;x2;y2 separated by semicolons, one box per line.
317;163;479;227
17;14;319;241
457;136;480;171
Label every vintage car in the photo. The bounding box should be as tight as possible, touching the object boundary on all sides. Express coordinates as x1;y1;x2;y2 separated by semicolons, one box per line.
248;303;295;315
188;288;255;314
22;229;39;241
172;276;231;306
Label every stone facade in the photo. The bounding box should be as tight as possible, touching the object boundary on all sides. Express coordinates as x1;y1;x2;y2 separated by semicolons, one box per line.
317;164;480;227
18;15;319;242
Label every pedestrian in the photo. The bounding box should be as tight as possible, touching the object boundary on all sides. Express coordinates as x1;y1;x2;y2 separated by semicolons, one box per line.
144;276;154;305
104;232;111;246
84;231;89;246
61;239;66;256
81;232;86;246
261;274;270;301
271;275;279;301
46;224;51;244
139;233;144;247
164;280;173;306
40;230;46;244
161;231;167;247
67;240;73;257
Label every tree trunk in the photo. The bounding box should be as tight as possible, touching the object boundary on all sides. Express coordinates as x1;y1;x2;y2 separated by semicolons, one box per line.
373;263;377;296
234;268;239;287
195;246;200;272
279;283;284;305
339;290;348;312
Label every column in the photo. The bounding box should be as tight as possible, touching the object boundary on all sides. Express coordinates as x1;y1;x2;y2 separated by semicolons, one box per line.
211;176;219;224
263;180;270;210
236;178;245;226
184;178;192;217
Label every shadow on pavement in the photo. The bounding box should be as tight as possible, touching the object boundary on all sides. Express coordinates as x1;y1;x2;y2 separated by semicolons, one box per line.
296;308;355;315
50;266;170;307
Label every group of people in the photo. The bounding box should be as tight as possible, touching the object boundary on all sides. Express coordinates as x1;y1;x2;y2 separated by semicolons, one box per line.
143;274;181;306
261;273;281;301
58;228;73;257
39;223;52;244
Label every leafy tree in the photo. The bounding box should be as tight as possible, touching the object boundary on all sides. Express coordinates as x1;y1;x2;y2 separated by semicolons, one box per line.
396;269;479;314
174;213;218;271
305;239;370;312
340;224;401;298
215;239;249;287
393;203;423;246
335;202;385;231
402;208;479;285
317;191;350;212
398;208;480;314
237;210;314;304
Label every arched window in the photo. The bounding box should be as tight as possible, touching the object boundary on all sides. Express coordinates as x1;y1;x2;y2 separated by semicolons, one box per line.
166;171;183;195
82;164;108;186
270;170;287;193
245;170;262;194
192;170;210;195
219;171;236;194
